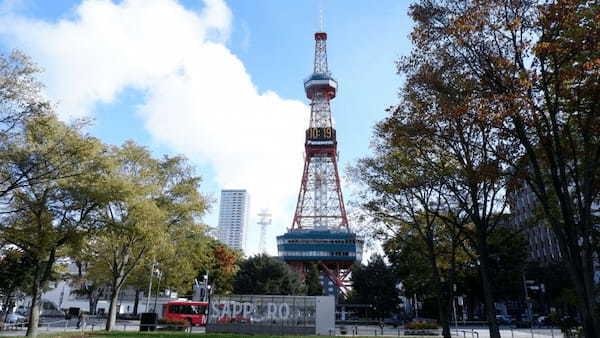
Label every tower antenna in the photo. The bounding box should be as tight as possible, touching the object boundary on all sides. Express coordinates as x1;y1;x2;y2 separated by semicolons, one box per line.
319;6;324;32
257;209;272;254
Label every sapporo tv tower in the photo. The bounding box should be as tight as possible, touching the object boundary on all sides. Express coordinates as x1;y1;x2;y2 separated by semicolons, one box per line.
277;29;364;298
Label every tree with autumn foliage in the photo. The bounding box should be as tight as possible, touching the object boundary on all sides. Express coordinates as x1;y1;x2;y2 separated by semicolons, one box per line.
194;240;241;295
373;61;512;338
352;134;468;338
402;1;600;336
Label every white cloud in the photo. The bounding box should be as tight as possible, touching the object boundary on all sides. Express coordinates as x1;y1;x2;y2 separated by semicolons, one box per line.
0;0;309;255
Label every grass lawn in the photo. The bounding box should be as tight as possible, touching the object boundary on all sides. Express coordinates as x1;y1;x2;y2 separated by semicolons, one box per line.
24;331;438;338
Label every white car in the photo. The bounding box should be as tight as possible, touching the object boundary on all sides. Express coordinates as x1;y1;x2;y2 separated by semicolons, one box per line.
4;313;26;323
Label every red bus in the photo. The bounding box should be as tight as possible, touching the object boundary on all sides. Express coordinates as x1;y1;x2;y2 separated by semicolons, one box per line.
163;301;209;326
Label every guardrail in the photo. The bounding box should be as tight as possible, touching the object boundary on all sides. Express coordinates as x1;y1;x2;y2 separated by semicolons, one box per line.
455;329;479;338
0;321;29;331
0;320;200;333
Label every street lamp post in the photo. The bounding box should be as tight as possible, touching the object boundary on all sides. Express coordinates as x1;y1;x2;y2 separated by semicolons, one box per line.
452;284;458;335
203;273;209;302
145;261;156;312
522;275;534;338
206;285;212;327
153;270;162;313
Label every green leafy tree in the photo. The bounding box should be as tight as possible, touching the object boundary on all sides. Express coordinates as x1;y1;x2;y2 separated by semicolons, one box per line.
525;261;575;317
66;243;109;316
233;254;304;295
0;248;34;321
0;113;108;337
124;258;153;315
83;142;208;331
351;255;399;320
0;52;111;336
0;51;63;204
0;50;40;133
154;224;212;295
305;263;323;296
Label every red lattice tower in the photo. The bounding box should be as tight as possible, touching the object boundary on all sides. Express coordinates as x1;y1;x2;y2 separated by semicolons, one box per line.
281;31;359;298
292;31;348;231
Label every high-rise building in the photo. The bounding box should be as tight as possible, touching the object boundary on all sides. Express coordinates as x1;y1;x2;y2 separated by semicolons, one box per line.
508;180;562;263
217;189;250;252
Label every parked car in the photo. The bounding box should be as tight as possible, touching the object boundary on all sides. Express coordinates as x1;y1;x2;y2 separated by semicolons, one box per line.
4;313;26;323
495;315;514;325
536;315;550;325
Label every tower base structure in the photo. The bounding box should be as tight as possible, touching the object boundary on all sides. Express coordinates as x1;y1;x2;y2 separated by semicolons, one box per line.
277;228;363;297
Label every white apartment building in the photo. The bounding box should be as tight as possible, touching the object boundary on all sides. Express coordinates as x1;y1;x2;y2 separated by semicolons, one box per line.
217;189;250;252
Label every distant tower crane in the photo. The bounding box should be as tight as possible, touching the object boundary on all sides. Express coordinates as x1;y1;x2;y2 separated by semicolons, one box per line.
277;29;363;298
257;209;272;254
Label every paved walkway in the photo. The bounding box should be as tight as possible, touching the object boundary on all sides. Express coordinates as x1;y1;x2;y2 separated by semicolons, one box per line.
0;323;563;337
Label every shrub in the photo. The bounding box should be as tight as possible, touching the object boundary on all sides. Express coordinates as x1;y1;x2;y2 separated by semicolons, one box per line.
158;318;188;326
404;321;440;330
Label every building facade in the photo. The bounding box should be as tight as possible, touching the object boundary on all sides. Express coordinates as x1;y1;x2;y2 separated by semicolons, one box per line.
508;181;562;263
217;189;250;252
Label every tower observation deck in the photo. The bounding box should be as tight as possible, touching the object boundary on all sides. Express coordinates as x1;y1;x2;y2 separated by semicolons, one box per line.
277;31;363;298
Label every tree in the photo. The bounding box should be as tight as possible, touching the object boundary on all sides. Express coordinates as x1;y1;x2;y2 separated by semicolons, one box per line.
485;227;528;302
202;242;241;295
0;248;34;322
0;113;108;337
0;51;63;204
305;263;323;296
154;223;212;295
352;131;468;337
67;244;109;316
123;258;153;315
85;141;208;331
357;83;511;337
351;255;399;320
403;1;600;336
233;254;304;295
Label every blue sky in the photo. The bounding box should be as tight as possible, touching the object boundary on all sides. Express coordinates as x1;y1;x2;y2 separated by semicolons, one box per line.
0;0;413;257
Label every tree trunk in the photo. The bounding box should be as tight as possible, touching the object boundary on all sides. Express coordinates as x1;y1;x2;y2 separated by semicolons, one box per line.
133;289;140;315
565;255;600;338
89;293;98;316
429;254;451;338
2;293;13;329
478;249;500;338
105;282;121;331
436;293;452;338
26;279;42;337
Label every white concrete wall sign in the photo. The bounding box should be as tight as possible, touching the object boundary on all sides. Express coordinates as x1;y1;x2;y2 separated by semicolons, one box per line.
206;295;334;335
315;296;335;335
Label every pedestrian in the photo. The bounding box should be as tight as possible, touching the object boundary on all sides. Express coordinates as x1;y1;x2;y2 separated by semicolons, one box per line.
77;311;85;329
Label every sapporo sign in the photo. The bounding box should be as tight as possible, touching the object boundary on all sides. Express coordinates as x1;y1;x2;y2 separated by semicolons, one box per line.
208;295;317;325
206;295;333;335
211;301;293;321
